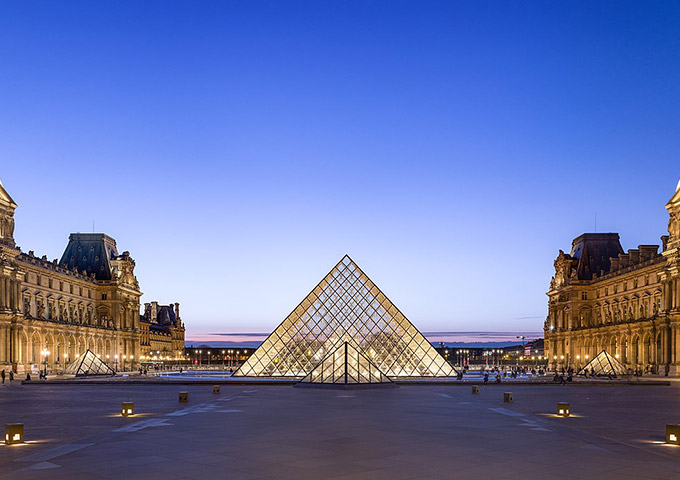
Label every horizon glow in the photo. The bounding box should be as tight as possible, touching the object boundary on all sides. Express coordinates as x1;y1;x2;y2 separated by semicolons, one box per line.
1;2;679;339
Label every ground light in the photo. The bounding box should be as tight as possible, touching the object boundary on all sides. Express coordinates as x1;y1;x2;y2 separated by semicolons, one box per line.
557;402;570;417
667;424;680;445
5;424;24;445
121;402;134;417
471;386;479;394
213;385;220;394
179;392;188;403
504;392;513;403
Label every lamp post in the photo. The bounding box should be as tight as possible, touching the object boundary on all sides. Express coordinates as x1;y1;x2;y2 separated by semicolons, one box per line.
114;354;119;372
207;350;211;368
198;350;202;368
222;350;225;369
40;348;49;378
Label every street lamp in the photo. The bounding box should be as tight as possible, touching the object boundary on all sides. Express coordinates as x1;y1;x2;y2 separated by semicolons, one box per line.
40;348;49;378
114;354;119;371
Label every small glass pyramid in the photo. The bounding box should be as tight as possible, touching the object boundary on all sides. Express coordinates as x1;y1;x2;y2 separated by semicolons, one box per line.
577;350;628;377
299;341;393;385
234;255;456;379
64;349;116;376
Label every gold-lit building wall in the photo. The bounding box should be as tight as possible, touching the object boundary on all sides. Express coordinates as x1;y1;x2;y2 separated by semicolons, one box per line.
0;177;185;373
545;180;680;376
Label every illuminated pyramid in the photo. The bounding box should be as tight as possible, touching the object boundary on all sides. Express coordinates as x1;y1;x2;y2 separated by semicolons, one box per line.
298;341;393;385
65;349;116;376
577;350;628;377
234;255;456;379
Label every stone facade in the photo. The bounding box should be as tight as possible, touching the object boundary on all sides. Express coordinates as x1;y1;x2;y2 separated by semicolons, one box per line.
545;179;680;376
140;301;185;356
0;177;185;373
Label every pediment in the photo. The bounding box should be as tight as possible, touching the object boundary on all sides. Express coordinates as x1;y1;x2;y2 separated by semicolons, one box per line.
667;178;680;211
0;178;17;209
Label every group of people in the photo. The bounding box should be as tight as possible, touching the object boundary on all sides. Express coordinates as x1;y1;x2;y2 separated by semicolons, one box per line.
0;369;14;384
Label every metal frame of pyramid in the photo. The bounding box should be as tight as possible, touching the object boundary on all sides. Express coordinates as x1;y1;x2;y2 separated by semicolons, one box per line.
64;349;116;377
298;341;394;385
234;255;457;379
577;350;628;377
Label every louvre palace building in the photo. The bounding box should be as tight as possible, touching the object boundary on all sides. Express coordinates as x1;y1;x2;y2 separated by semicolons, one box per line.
0;177;185;373
545;179;680;375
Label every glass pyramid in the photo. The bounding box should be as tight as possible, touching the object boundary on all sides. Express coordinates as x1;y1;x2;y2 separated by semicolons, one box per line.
299;342;393;385
65;349;116;377
234;255;457;379
577;350;628;377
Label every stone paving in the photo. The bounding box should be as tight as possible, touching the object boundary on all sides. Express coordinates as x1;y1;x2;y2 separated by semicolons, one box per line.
1;382;680;479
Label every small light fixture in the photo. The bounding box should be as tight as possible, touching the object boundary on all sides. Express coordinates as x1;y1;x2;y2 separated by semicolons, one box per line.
471;386;479;394
213;385;220;394
557;402;570;417
504;392;513;403
667;424;680;445
121;402;134;417
179;391;189;403
5;424;24;445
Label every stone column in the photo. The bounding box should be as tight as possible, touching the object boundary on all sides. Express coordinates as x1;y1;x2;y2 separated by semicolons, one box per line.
1;277;7;309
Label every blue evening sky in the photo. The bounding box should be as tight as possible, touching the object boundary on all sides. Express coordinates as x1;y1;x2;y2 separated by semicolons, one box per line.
1;1;679;340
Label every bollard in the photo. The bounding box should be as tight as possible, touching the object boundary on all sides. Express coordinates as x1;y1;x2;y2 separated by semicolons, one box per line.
471;385;479;394
213;385;220;394
179;391;189;403
5;424;24;445
504;392;513;403
121;402;134;417
557;402;570;417
667;424;680;445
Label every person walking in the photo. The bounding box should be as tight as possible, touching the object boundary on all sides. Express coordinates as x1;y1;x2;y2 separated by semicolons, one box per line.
1;369;5;384
9;370;14;383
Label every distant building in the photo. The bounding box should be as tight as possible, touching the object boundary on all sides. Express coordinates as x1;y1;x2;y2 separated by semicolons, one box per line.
140;302;185;356
545;179;680;375
0;176;185;373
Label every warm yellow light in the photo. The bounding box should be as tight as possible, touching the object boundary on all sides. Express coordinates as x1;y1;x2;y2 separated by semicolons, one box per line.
615;354;620;359
671;434;678;442
585;355;589;359
560;355;564;360
576;355;580;359
553;355;557;360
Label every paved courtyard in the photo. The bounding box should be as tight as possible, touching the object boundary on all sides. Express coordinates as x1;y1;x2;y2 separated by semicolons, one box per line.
1;382;680;479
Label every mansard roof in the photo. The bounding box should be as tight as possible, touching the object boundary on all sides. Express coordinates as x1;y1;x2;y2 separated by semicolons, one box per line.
570;233;624;280
59;233;119;281
141;304;177;326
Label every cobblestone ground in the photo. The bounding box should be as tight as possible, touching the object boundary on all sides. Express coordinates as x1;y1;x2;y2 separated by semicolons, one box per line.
1;383;679;479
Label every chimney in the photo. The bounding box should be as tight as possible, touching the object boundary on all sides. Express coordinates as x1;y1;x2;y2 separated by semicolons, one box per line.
175;302;181;325
639;245;659;261
151;301;158;322
144;303;151;319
